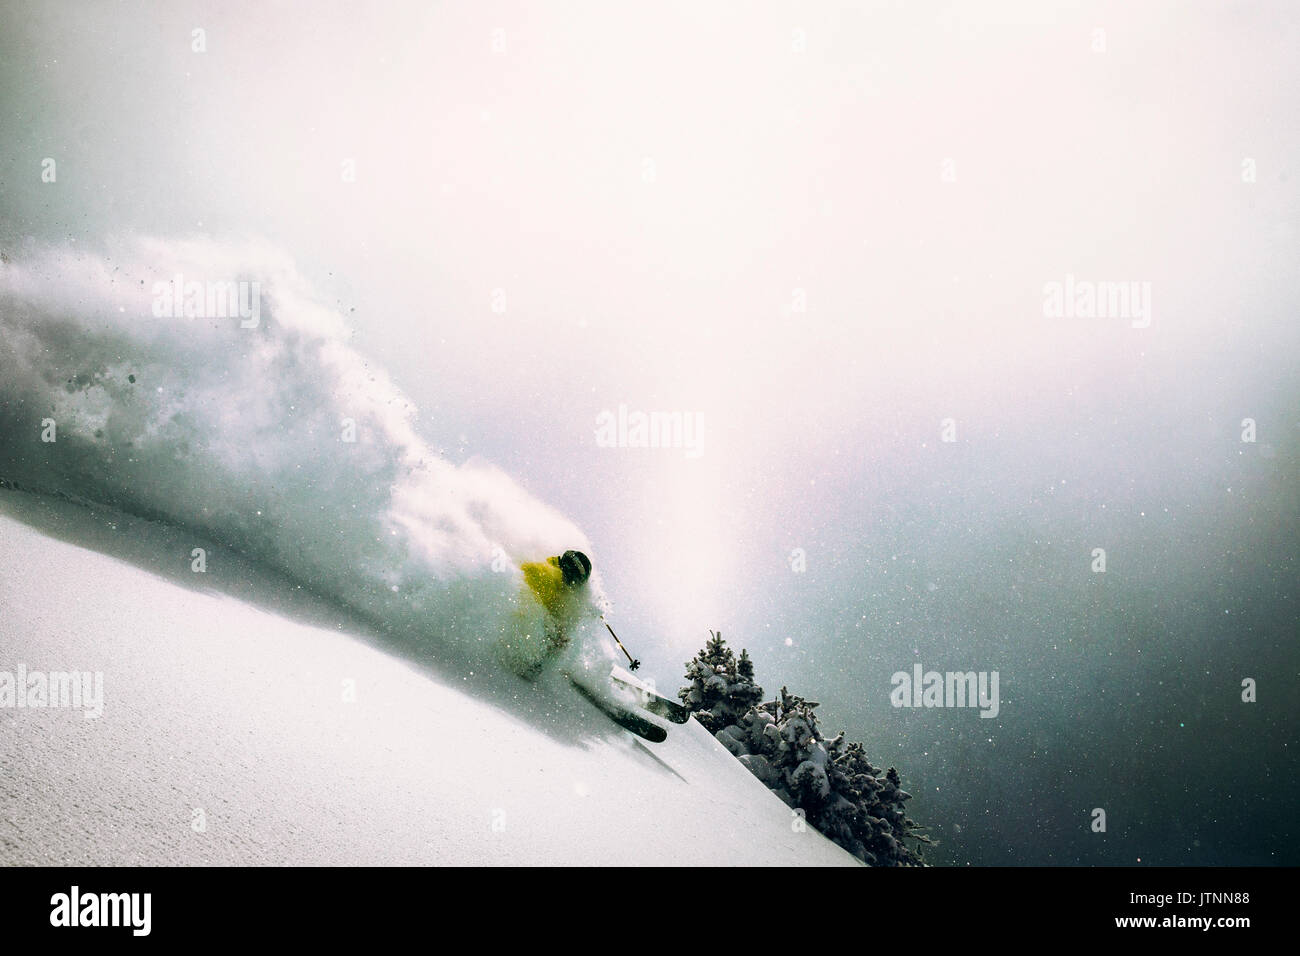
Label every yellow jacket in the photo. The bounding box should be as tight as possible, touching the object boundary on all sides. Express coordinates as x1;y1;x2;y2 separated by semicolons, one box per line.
520;556;581;627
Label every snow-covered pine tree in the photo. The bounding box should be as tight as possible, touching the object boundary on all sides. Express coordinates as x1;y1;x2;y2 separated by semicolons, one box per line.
680;635;927;866
677;631;764;734
731;648;764;717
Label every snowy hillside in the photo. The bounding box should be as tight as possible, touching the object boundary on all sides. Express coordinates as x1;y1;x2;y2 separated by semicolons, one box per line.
0;489;858;866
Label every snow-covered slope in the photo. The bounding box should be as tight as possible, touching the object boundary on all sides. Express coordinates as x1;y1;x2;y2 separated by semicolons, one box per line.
0;490;858;866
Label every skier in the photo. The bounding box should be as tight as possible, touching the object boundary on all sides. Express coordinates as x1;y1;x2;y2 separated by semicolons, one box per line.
509;550;681;739
506;549;593;677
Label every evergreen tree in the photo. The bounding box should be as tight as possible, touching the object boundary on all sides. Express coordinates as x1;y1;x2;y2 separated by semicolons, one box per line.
677;631;763;734
680;633;927;866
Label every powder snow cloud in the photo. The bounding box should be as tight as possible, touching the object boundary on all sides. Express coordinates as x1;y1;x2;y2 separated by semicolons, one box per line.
0;235;604;659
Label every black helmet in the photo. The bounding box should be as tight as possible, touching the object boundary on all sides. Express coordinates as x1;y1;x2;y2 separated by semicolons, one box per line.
559;550;591;586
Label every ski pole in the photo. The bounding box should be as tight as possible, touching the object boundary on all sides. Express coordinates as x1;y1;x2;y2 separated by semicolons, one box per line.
602;619;641;671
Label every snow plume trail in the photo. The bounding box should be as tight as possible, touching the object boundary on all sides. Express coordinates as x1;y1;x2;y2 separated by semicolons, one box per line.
0;236;612;674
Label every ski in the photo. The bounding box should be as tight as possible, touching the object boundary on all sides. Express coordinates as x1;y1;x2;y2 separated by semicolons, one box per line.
567;675;668;743
609;665;692;724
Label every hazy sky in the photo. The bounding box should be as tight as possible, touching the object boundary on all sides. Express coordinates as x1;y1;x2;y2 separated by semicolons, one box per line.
2;1;1296;863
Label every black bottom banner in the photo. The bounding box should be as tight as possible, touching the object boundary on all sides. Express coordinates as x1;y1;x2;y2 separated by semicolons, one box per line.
0;865;1286;943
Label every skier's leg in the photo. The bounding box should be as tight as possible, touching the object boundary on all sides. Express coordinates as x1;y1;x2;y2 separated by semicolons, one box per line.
544;620;570;656
497;603;551;679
